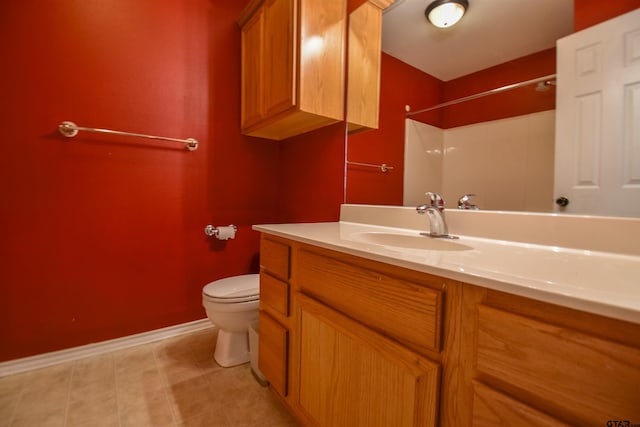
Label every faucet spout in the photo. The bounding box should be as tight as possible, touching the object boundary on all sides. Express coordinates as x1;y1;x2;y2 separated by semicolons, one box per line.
424;206;449;236
416;192;458;239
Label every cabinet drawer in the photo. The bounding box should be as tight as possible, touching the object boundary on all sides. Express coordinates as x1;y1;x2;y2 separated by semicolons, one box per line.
258;311;288;396
476;304;640;425
472;382;569;427
297;248;443;354
260;272;289;317
260;237;290;280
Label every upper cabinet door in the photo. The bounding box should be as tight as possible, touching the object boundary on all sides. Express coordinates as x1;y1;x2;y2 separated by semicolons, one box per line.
239;0;346;141
240;7;265;129
263;0;296;118
346;0;394;133
554;8;640;217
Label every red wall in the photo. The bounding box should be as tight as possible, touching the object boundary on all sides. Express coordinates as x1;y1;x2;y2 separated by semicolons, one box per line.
574;0;639;31
278;123;347;223
0;0;285;362
0;0;346;363
346;54;442;205
440;48;557;129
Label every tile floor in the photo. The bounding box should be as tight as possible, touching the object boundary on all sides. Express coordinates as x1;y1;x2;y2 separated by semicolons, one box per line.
0;327;299;427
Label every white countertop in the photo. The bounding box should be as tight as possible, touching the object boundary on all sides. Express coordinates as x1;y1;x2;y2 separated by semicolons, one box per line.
253;221;640;324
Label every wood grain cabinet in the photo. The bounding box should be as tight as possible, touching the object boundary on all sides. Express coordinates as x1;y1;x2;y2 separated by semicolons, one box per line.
466;291;640;426
294;247;445;426
346;0;393;132
296;293;439;427
257;234;640;426
238;0;346;140
258;236;291;397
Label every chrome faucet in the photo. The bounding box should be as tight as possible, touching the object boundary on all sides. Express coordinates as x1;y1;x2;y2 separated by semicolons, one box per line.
416;192;457;238
457;194;479;210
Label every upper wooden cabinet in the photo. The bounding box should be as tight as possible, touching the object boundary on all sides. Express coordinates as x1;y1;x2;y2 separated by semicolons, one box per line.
346;0;393;133
238;0;347;140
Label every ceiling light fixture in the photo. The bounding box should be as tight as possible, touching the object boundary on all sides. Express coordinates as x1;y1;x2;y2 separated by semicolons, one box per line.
425;0;469;28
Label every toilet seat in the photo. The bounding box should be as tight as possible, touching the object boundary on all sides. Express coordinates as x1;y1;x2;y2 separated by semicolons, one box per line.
203;274;259;304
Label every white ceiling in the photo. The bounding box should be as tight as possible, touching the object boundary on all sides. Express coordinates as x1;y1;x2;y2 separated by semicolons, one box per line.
382;0;574;81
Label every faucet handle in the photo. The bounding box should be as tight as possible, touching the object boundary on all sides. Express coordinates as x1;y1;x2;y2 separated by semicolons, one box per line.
425;192;445;212
458;194;479;210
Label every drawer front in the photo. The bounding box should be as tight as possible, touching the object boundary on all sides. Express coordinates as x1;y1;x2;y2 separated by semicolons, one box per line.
297;248;443;354
260;237;290;280
476;304;640;425
258;311;288;396
472;382;569;427
260;272;289;317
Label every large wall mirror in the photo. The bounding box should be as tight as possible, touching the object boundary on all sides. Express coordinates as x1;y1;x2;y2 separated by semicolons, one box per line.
345;0;638;216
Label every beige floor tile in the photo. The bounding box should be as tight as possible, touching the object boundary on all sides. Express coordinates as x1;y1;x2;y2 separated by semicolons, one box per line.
0;373;28;427
166;377;218;423
22;363;72;391
113;344;156;373
69;377;117;404
9;410;66;427
13;386;69;419
0;397;17;427
178;408;233;427
120;407;175;427
65;394;119;427
1;327;299;427
0;372;28;396
186;330;218;362
72;353;114;382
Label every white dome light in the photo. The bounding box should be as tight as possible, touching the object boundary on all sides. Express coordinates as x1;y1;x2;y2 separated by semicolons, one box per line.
425;0;469;28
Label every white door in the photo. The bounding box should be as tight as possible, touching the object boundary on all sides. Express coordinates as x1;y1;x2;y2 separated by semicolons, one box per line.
554;8;640;217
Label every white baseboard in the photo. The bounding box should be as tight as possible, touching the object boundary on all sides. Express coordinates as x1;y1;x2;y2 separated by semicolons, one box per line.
0;319;212;378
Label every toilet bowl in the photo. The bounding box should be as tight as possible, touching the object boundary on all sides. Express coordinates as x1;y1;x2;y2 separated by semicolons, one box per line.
202;274;260;367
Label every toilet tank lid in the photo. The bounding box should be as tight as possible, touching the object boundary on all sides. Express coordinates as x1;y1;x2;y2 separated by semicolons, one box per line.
203;274;259;299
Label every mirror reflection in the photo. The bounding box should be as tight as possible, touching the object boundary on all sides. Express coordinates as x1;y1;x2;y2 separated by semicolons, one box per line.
345;0;574;213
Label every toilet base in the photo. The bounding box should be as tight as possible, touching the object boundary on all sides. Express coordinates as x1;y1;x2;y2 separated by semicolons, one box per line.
214;329;250;367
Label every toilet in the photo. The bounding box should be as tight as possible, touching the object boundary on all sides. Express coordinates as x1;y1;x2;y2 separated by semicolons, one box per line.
202;274;260;367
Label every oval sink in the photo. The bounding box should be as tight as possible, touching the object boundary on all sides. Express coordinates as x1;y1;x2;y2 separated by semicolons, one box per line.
352;232;473;251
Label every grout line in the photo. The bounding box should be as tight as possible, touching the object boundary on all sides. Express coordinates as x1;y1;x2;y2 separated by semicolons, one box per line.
62;361;76;427
151;341;180;427
6;371;29;426
110;353;123;427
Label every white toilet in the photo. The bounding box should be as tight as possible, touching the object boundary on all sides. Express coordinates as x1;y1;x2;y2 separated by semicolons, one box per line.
202;274;260;367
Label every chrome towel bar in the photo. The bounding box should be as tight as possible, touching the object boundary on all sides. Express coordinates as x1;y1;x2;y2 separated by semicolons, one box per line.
346;160;394;173
58;121;198;151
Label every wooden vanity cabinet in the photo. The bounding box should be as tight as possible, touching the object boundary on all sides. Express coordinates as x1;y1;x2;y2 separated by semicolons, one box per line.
258;236;291;397
463;289;640;426
238;0;346;140
294;246;445;426
257;234;640;426
296;293;440;427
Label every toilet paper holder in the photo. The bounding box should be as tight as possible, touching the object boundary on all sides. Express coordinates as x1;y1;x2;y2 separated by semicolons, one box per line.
204;224;237;240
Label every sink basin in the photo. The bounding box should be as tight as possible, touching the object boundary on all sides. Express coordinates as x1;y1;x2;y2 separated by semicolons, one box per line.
352;232;473;251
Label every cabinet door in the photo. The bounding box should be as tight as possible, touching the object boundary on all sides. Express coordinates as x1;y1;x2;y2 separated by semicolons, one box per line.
263;0;295;117
259;311;288;396
347;1;383;132
240;7;264;129
476;304;640;425
296;294;439;427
